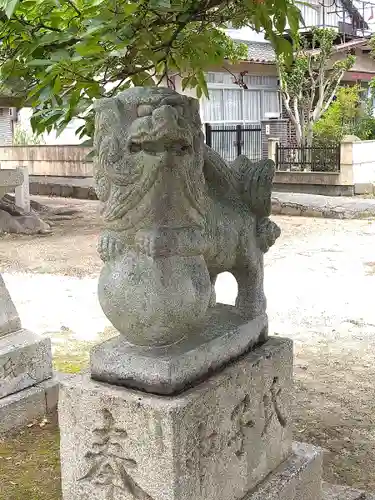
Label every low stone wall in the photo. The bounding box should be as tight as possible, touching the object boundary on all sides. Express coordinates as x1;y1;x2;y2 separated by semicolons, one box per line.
0;145;93;177
269;137;375;196
29;175;96;199
273;183;354;196
273;171;354;196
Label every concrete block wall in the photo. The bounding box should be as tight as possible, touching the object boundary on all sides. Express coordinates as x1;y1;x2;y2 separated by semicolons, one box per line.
261;119;289;159
352;139;375;194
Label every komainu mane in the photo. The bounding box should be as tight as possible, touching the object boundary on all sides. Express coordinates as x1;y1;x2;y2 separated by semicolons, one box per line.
94;86;280;346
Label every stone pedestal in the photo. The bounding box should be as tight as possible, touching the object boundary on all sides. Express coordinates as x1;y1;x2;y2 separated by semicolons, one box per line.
0;274;58;433
0;329;52;399
91;304;268;395
59;338;322;500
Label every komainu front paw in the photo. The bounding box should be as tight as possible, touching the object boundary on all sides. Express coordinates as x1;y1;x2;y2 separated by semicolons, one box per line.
135;229;172;258
135;230;159;257
98;233;124;262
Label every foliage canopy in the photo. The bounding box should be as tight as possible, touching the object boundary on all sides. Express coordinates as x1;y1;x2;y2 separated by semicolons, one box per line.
277;28;355;147
314;85;375;144
0;0;301;140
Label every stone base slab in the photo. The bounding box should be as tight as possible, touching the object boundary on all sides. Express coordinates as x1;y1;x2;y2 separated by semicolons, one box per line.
323;483;375;500
60;337;292;500
91;304;268;395
0;373;65;434
0;329;53;399
247;442;323;500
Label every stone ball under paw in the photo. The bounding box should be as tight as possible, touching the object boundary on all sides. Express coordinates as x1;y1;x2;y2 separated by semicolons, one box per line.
98;251;211;346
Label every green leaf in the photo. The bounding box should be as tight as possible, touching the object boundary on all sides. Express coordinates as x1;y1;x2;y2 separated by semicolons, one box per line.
42;110;64;127
27;59;53;67
196;70;208;98
75;41;104;56
150;0;171;8
4;0;20;18
0;0;303;141
85;149;95;160
53;77;62;93
50;49;70;61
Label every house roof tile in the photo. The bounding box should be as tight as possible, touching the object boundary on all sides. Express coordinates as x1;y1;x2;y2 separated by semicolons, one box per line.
235;37;371;63
235;40;276;63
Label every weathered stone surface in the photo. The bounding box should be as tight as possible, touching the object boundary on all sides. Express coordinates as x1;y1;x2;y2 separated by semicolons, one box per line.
60;338;292;500
40;372;73;413
0;384;46;434
93;87;280;354
0;373;62;434
0;168;23;199
0;208;51;235
247;442;323;500
323;483;375;500
0;274;21;336
0;329;53;399
91;304;267;394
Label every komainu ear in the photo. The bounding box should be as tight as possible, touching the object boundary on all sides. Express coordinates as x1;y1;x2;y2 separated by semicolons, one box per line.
187;96;200;115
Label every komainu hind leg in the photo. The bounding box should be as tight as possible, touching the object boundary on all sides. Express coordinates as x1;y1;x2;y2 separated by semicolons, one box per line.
209;273;217;308
233;255;266;321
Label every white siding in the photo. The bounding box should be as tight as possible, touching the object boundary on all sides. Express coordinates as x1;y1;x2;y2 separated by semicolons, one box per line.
300;0;321;28
0;108;13;146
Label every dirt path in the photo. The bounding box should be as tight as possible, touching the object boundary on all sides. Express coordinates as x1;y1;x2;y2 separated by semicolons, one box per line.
1;196;375;492
0;197;102;276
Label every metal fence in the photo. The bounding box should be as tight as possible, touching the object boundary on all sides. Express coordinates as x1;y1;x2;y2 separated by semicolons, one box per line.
204;123;262;162
275;144;341;172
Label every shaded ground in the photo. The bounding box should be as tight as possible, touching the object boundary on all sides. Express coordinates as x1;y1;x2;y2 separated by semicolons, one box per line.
0;196;375;497
0;419;61;500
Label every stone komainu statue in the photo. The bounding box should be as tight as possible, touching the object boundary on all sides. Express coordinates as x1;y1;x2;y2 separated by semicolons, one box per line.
94;87;280;347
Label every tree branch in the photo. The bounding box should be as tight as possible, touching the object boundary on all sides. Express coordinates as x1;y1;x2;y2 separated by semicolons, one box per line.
64;0;81;16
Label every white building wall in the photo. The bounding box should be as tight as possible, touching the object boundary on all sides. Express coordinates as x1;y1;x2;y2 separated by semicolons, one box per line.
18;108;85;145
352;140;375;192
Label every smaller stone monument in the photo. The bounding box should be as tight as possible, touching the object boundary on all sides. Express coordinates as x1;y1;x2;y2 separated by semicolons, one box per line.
59;87;323;500
0;274;57;433
0;166;50;235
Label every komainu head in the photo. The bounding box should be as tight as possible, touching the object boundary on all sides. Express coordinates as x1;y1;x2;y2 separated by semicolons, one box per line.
93;87;206;225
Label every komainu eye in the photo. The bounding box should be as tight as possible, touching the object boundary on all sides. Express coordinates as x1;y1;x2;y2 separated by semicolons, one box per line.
129;142;142;153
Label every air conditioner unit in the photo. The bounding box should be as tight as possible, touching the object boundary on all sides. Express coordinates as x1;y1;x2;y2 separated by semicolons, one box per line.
264;112;280;119
9;107;18;121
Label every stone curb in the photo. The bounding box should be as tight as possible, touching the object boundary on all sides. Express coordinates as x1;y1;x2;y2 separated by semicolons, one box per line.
271;195;375;220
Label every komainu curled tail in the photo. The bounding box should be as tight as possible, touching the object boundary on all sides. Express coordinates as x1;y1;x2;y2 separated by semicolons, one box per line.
204;147;280;253
231;155;281;252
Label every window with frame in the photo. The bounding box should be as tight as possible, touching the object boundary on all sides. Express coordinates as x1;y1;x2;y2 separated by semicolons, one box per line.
200;72;280;123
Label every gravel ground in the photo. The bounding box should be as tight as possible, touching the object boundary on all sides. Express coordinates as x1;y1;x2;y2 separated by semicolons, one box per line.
1;197;375;490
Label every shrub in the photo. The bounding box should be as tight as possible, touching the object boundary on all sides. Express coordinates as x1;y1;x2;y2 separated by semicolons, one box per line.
313;85;375;145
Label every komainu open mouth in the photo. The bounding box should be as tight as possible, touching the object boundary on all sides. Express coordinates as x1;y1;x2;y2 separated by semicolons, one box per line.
129;138;192;155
